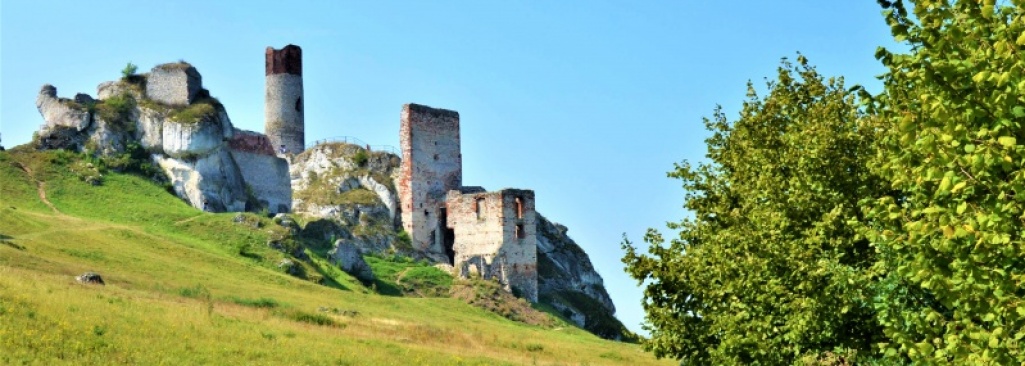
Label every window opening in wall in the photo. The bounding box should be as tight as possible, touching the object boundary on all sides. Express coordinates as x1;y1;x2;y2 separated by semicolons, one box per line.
516;223;525;239
515;197;523;219
434;154;439;160
424;210;429;216
475;198;485;220
429;230;436;247
295;97;302;112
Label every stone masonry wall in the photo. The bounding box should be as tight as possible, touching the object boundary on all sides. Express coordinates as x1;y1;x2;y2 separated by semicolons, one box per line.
265;45;305;155
146;63;202;106
230;149;292;214
446;189;538;302
398;103;462;261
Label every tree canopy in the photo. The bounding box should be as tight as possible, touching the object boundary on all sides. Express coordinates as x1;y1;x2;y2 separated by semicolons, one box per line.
624;0;1025;364
863;0;1025;363
623;57;887;364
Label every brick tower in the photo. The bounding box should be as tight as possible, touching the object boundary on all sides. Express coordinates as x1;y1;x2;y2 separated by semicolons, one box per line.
398;103;462;260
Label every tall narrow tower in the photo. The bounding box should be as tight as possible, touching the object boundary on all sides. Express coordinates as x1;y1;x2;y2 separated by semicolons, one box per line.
265;44;304;155
398;103;462;260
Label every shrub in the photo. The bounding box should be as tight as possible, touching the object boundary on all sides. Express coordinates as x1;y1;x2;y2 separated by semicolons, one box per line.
227;296;280;309
167;101;216;124
121;62;138;80
94;94;136;132
178;284;211;299
352;149;369;167
273;309;342;327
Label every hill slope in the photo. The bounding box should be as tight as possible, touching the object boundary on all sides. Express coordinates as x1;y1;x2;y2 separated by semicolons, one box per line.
0;148;669;365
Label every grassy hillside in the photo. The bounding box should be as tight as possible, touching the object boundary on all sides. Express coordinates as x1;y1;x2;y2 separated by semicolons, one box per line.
0;148;670;365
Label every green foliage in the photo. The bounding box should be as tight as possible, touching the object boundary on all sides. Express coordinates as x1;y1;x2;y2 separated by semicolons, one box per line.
524;343;544;352
121;62;137;80
394;230;413;252
623;58;887;364
178;284;212;303
102;142;162;177
862;1;1025;364
226;296;280;308
364;254;452;297
167;100;217;124
94;94;136;131
272;308;343;327
352;149;369;167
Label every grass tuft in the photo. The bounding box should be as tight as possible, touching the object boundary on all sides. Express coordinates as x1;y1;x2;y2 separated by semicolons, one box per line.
273;309;342;327
227;296;280;308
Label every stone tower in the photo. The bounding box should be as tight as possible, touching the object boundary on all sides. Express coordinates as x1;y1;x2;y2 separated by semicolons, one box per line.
398;103;462;261
265;44;304;155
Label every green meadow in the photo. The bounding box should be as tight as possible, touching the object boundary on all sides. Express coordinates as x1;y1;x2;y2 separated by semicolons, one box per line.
0;148;670;365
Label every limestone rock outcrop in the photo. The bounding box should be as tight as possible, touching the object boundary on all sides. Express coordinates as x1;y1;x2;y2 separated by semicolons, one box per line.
536;215;626;340
31;62;290;214
36;85;91;134
97;80;143;100
161;113;231;158
290;143;406;254
154;147;247;212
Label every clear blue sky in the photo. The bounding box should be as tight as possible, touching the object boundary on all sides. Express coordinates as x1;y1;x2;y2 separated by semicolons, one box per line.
2;1;897;335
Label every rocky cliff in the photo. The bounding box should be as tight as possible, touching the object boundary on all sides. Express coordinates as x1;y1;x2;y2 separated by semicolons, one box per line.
32;63;289;213
289;143;407;256
536;216;630;340
289;142;629;339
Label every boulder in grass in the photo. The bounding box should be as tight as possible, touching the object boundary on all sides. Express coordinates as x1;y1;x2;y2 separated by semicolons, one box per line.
328;239;374;282
75;272;105;285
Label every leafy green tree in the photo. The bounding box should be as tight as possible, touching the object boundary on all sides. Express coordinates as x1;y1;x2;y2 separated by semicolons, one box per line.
862;0;1025;363
623;58;887;364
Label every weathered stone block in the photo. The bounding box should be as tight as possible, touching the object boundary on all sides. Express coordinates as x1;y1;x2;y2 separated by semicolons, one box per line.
329;239;375;282
230;142;293;214
146;62;202;106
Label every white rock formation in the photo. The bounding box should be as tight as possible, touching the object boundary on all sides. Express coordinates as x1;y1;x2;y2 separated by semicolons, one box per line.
154;147;247;212
36;85;91;134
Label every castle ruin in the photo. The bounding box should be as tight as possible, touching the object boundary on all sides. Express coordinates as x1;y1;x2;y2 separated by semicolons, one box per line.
265;45;305;155
32;44;540;302
397;104;538;302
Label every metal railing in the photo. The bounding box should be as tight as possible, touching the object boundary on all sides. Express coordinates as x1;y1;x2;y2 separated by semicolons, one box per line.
306;136;400;155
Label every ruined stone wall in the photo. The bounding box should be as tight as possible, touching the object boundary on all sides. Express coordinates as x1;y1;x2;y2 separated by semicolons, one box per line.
231;150;292;214
446;189;538;302
229;129;292;214
265;45;304;155
146;63;202;106
398;103;462;260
